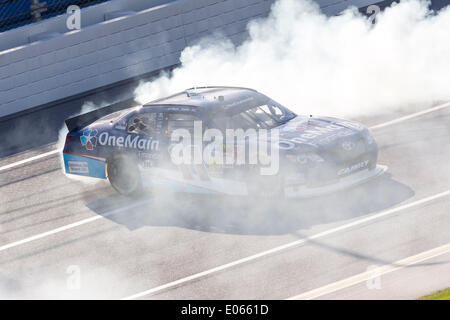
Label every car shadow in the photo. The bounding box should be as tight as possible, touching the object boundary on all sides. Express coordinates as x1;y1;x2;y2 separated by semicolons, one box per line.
86;173;414;236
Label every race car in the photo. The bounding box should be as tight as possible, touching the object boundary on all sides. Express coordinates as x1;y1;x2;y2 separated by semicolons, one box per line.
62;86;386;198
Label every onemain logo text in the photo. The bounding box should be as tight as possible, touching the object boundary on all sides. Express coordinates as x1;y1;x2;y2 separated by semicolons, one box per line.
98;132;159;151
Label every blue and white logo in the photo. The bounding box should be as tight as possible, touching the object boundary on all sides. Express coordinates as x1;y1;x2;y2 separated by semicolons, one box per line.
80;129;98;150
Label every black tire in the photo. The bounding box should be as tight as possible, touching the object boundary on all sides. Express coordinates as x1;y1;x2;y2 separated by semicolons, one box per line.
107;153;142;196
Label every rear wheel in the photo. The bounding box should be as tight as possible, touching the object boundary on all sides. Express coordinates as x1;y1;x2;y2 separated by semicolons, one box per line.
107;153;142;196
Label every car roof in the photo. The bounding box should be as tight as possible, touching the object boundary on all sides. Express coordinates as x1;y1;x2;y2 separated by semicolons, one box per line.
143;86;267;114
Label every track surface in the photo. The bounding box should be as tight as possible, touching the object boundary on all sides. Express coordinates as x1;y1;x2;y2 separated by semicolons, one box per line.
0;101;449;299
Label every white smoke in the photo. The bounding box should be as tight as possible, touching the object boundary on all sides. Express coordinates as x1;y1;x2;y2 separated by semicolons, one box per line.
56;101;106;152
134;0;450;118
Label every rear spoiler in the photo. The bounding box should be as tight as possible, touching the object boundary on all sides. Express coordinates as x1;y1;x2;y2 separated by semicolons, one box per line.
65;98;140;132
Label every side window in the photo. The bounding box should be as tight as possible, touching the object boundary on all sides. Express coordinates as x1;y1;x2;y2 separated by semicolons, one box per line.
264;104;288;121
167;113;201;135
269;105;284;116
214;113;256;131
231;112;261;129
127;112;160;136
213;101;296;131
245;106;276;128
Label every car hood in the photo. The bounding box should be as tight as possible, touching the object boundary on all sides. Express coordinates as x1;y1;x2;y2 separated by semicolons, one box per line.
275;116;368;150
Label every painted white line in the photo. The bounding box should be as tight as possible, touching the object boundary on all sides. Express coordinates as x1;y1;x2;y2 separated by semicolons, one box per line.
122;188;450;300
0;149;59;172
369;102;450;130
287;242;450;300
0;200;152;253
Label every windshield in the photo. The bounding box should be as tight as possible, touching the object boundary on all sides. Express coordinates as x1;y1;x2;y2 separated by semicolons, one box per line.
216;101;296;130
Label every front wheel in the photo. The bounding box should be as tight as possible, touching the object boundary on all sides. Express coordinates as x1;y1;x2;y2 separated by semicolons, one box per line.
107;153;142;196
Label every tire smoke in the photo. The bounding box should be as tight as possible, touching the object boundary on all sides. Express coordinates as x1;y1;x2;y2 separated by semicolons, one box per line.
134;0;450;118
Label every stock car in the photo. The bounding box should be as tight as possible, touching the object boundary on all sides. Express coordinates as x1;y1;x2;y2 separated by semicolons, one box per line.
62;86;387;198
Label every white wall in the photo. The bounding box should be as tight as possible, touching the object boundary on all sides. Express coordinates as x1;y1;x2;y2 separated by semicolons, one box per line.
0;0;174;52
0;0;378;118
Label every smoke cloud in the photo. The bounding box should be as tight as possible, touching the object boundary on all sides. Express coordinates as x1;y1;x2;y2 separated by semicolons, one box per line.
135;0;450;118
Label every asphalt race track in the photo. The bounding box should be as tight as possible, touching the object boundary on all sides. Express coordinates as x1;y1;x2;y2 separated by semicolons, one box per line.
0;99;449;299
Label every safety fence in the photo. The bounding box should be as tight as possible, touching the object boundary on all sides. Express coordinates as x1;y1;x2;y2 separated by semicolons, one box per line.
0;0;110;32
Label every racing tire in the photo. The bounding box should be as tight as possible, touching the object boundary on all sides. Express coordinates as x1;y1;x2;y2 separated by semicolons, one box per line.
107;153;143;197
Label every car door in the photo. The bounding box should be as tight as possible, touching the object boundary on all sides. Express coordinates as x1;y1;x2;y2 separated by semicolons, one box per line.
125;109;164;169
162;111;247;195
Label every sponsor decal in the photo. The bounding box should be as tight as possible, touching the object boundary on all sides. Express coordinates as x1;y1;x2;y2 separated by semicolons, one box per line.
279;121;365;149
114;120;127;130
279;124;344;149
286;153;324;164
342;141;356;151
223;97;254;109
80;129;98;150
289;124;343;143
67;161;89;174
337;120;364;131
280;118;309;132
138;152;159;168
98;132;159;151
337;160;369;176
115;124;126;130
278;140;296;150
138;152;159;160
165;106;195;112
318;129;354;145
